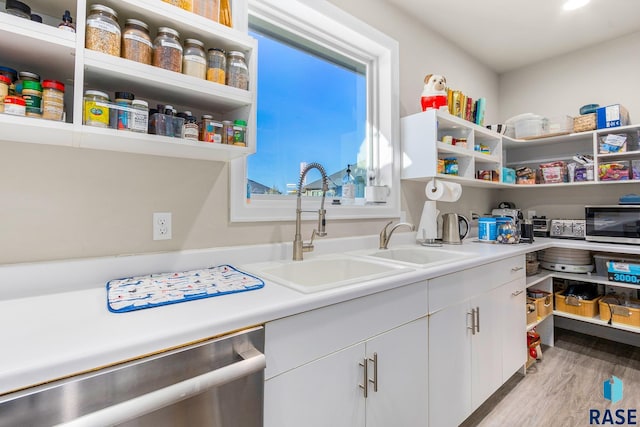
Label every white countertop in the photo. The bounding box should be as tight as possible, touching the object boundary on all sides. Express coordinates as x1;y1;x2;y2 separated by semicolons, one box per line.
1;234;638;396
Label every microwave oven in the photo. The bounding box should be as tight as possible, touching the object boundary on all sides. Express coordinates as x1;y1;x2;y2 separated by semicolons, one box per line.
585;205;640;244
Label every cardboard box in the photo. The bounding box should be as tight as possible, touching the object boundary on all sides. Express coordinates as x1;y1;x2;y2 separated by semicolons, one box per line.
597;104;629;129
607;260;640;285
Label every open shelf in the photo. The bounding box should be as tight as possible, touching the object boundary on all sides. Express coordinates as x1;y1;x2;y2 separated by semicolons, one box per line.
553;310;640;334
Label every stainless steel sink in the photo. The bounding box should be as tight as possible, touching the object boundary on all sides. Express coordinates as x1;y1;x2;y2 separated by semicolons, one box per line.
357;246;471;268
242;256;412;294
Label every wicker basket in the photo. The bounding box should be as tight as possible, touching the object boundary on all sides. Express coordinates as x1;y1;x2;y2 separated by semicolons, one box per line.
555;291;601;318
599;296;640;327
573;113;596;132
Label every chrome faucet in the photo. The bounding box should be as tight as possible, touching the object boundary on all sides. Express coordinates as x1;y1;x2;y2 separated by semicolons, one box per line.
379;221;415;249
293;162;329;261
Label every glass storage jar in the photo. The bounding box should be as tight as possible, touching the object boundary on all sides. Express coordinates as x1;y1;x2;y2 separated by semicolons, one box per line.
122;19;152;65
182;39;206;79
206;48;226;84
199;115;222;143
84;90;111;128
85;4;121;57
153;27;182;73
226;51;249;90
42;79;65;121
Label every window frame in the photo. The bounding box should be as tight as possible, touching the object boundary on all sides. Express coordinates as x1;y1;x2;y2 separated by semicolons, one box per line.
230;0;400;222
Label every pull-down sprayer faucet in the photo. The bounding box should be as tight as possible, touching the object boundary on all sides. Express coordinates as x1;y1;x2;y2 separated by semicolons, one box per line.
293;163;329;261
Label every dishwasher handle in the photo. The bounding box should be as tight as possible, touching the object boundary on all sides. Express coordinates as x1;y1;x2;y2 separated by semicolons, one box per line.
54;348;265;427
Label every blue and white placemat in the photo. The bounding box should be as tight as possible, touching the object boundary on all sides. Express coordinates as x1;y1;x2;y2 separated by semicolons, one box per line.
106;265;265;313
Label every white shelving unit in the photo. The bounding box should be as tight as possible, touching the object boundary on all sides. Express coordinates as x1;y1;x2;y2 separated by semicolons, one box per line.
401;109;640;188
0;0;255;162
524;257;640;343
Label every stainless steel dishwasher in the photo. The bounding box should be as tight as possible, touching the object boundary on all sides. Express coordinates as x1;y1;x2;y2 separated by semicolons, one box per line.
0;326;264;427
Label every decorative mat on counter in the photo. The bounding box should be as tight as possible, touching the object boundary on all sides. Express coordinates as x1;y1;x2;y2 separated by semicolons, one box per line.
106;265;265;313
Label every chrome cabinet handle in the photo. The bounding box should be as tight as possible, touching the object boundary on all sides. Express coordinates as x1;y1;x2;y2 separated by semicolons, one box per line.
467;308;476;335
511;266;524;272
368;353;378;392
359;358;368;398
512;290;524;296
475;306;480;333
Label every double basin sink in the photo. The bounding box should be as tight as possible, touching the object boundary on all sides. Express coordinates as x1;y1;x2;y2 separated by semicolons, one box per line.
242;246;472;294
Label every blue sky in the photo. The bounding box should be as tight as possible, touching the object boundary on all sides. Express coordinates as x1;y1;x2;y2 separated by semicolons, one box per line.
247;30;366;193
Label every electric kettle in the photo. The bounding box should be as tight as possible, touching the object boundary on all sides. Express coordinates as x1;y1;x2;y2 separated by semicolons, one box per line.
442;213;469;244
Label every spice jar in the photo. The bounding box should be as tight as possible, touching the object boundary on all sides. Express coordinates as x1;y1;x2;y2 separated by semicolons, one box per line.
0;75;9;100
122;19;152;65
222;120;234;144
153;27;182;73
206;48;226;84
22;80;42;117
42;79;65;121
58;10;75;33
232;119;247;146
84;90;111;128
226;51;249;89
114;91;134;130
86;4;121;57
4;96;26;116
131;99;148;133
182;39;206;79
200;115;222;143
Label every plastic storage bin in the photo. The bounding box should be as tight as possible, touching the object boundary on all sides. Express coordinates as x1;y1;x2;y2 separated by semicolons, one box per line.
514;115;548;139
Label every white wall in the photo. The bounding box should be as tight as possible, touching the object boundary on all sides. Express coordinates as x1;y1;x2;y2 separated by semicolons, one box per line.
497;31;640;218
499;31;640;122
0;0;499;264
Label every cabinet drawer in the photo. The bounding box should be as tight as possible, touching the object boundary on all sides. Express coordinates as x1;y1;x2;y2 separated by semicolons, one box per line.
265;281;428;379
429;255;525;314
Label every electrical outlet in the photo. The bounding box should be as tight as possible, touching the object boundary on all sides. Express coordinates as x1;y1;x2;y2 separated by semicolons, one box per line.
153;212;172;240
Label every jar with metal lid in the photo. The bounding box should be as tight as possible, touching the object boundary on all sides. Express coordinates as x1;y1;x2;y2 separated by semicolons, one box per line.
206;48;226;84
114;91;134;130
42;79;65;121
22;80;42;117
182;39;206;79
232;119;247;146
5;0;30;19
86;4;121;57
226;51;249;90
153;27;182;73
122;19;152;65
84;90;111;128
131;99;148;133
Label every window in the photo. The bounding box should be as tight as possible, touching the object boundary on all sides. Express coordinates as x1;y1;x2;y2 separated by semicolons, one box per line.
230;0;399;221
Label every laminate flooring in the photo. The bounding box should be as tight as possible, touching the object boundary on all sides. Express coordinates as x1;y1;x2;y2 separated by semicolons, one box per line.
461;328;640;427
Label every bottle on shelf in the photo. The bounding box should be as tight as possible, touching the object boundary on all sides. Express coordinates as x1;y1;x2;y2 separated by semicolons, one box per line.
342;164;356;205
58;10;76;33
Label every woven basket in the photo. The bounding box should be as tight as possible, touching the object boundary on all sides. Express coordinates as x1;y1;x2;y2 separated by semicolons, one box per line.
573;113;596;132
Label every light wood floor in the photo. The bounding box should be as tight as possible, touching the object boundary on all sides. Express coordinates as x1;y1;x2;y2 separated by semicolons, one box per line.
461;328;640;427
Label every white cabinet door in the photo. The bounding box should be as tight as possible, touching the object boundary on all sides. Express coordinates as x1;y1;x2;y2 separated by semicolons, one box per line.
366;317;428;427
429;302;472;427
264;343;366;427
470;288;502;410
501;278;527;381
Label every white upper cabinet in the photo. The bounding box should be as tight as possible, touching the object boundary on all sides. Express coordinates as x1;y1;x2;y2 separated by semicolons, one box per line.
0;0;255;162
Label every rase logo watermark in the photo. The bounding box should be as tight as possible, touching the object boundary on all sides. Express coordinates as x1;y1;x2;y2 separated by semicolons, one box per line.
589;376;637;425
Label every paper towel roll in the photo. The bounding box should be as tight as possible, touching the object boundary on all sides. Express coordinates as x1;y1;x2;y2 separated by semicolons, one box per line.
425;179;462;202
